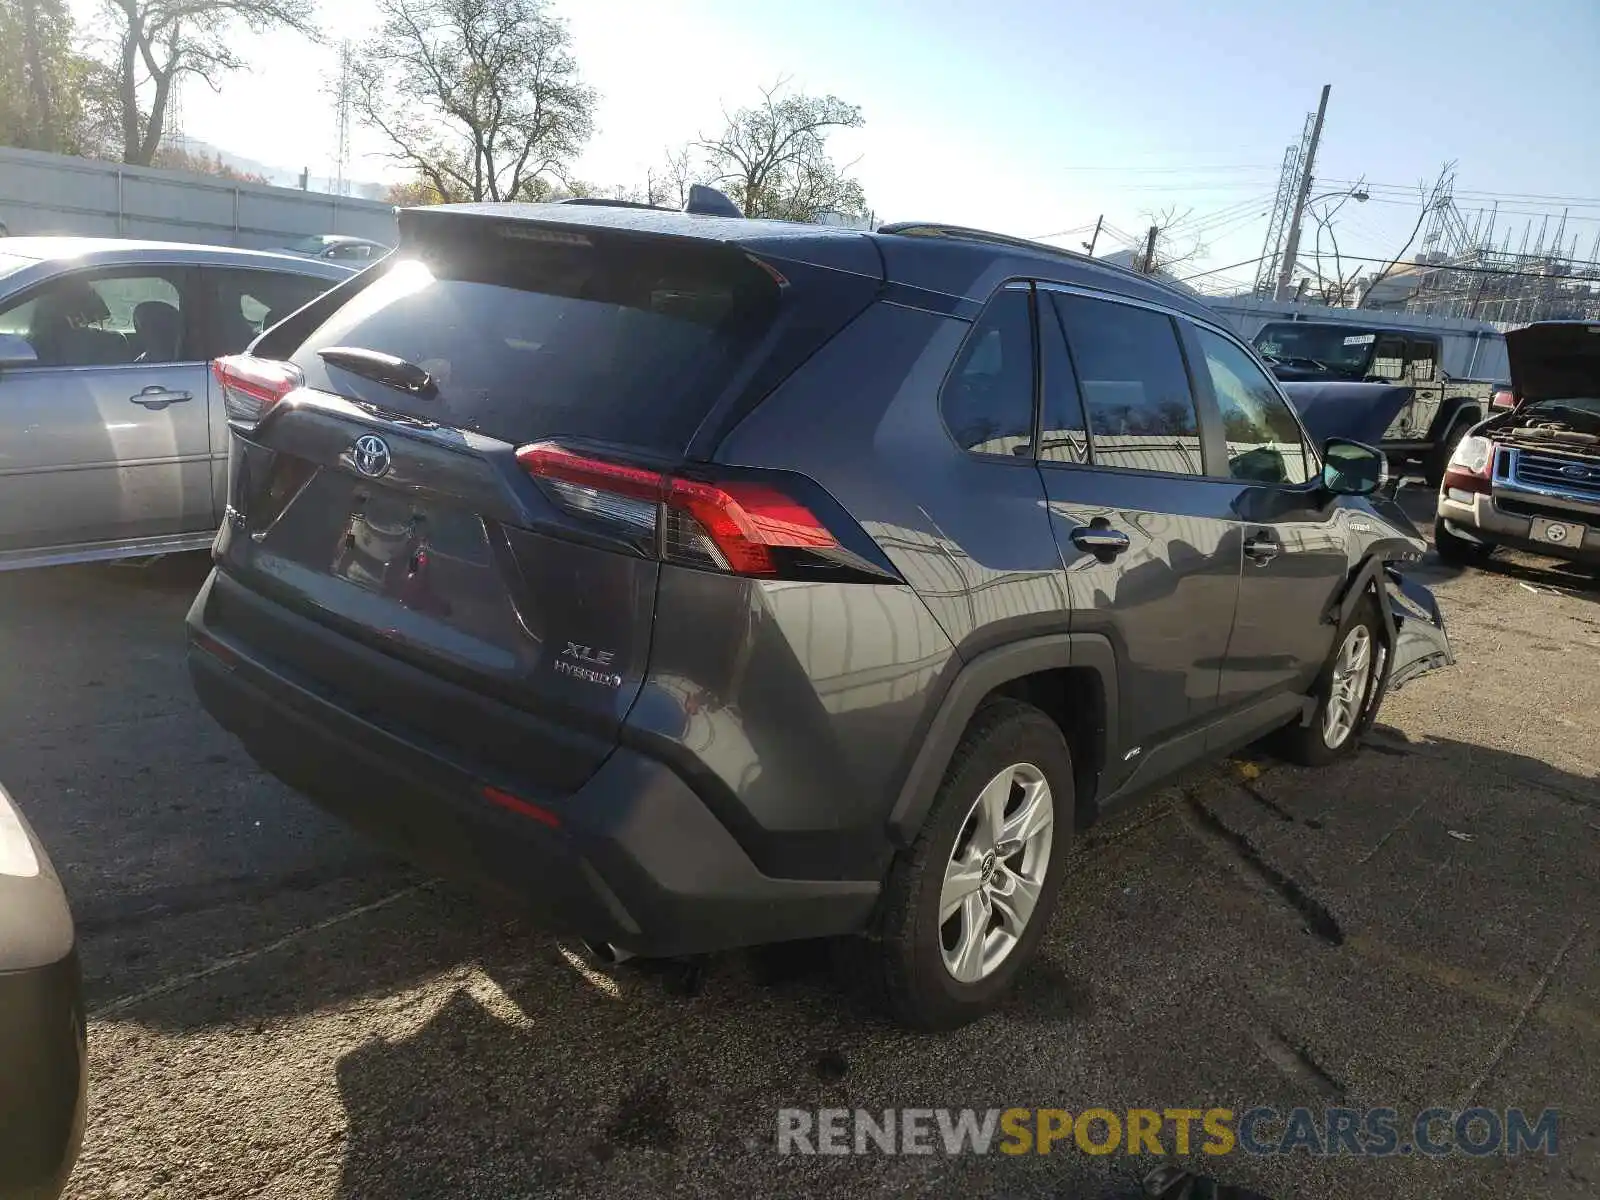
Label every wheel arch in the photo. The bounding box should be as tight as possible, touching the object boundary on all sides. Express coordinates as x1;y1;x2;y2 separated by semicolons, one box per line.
1317;553;1403;735
886;634;1118;846
1427;395;1484;445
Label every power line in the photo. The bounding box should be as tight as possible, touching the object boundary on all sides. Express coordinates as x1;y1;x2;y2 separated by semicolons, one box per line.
1319;179;1600;208
1180;254;1270;282
1051;163;1277;174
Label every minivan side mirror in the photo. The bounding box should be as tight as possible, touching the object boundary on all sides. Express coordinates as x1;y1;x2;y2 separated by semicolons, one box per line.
1321;438;1386;497
0;333;38;369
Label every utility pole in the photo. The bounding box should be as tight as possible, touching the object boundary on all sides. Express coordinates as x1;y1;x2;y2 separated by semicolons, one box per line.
1082;215;1103;256
1140;225;1159;274
1274;83;1331;302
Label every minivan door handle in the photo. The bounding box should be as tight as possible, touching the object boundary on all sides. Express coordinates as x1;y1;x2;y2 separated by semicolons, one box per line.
1244;530;1281;565
129;385;193;410
1070;520;1131;560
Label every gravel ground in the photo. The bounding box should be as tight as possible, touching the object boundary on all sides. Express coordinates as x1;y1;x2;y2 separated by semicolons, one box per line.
4;490;1597;1200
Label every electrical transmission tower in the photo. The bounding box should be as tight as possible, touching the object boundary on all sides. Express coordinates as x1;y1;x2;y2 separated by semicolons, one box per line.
333;40;354;197
1252;112;1315;297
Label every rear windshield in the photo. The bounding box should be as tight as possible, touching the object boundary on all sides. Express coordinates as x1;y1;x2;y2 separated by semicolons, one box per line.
292;229;778;452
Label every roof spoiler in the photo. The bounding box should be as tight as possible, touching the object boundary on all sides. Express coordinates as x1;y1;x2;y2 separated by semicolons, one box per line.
555;185;745;219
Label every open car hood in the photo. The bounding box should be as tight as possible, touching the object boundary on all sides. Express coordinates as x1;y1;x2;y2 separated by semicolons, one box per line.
1506;322;1600;402
1281;382;1413;448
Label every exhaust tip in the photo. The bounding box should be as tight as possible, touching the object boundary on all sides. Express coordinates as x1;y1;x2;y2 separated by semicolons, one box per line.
581;939;633;966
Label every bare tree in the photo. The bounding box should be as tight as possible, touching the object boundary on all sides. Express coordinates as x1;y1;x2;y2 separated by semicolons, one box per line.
695;79;867;221
352;0;595;204
1307;179;1368;306
1356;162;1455;309
92;0;318;165
642;143;699;209
1137;206;1206;275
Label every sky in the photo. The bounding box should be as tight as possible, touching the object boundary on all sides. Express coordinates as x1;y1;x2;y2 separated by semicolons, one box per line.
71;0;1600;292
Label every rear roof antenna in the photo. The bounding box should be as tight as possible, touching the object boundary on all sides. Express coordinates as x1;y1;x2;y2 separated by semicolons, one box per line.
684;184;743;218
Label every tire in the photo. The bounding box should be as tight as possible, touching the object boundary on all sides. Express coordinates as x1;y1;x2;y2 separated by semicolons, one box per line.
1423;415;1474;488
1273;599;1383;768
851;698;1074;1030
1433;516;1494;567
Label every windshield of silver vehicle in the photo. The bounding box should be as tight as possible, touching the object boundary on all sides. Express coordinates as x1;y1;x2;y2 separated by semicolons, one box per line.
1253;323;1377;377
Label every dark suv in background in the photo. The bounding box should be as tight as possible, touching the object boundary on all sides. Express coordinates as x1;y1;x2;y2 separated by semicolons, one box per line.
187;199;1452;1029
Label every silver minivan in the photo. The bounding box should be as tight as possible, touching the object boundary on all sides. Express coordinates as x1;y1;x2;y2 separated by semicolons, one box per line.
0;239;351;570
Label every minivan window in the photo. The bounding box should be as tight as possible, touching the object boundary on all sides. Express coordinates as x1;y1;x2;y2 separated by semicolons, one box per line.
1053;293;1203;475
291;237;780;452
939;287;1034;458
1195;327;1312;485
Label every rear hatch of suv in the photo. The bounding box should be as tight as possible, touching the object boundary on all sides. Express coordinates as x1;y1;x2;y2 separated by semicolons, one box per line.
203;204;883;799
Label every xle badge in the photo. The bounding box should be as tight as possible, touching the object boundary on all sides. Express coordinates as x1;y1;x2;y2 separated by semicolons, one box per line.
555;642;623;688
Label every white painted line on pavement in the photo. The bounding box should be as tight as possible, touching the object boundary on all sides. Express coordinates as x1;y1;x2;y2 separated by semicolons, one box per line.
88;884;425;1021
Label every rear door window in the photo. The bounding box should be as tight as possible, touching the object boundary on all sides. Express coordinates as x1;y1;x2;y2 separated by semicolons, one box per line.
938;286;1035;457
202;268;332;357
1052;293;1204;475
290;233;781;453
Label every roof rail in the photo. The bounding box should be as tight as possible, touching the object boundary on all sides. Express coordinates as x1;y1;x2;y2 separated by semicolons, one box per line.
876;222;1089;263
556;184;746;219
879;221;1199;301
557;197;671;211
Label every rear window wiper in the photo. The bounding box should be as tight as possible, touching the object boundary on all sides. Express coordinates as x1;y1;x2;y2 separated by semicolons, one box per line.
317;346;437;397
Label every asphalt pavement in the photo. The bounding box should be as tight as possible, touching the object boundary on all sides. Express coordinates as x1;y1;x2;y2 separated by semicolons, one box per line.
4;494;1597;1200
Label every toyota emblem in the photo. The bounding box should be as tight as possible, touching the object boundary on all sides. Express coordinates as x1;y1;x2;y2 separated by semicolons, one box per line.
350;434;392;479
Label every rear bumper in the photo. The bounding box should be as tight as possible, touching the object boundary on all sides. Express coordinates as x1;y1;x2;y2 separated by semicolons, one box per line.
1438;489;1600;565
186;573;878;957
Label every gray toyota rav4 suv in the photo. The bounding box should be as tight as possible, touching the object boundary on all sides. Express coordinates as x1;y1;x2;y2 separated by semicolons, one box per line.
187;199;1452;1028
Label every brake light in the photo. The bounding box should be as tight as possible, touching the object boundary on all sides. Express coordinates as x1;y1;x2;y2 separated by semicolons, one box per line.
516;442;840;577
212;355;304;426
1491;388;1516;410
1442;434;1494;495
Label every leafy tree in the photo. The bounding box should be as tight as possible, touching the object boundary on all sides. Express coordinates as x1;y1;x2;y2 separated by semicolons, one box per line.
694;80;867;221
91;0;319;165
151;144;269;183
0;0;95;154
353;0;596;203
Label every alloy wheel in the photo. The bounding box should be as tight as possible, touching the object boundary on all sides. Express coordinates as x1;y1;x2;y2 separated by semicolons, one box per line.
1322;625;1374;749
938;762;1054;984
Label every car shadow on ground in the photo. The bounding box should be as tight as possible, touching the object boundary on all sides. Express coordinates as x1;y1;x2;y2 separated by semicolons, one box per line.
309;732;1599;1200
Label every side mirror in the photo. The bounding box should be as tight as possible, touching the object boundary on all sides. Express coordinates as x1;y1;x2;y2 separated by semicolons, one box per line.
1321;438;1386;497
0;333;38;369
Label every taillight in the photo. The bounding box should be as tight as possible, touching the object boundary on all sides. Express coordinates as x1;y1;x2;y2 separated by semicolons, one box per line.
212;355;304;427
1442;434;1494;496
516;442;874;580
1491;388;1516;410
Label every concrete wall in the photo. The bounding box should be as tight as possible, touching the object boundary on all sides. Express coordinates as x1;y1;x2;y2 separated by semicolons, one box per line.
0;146;399;250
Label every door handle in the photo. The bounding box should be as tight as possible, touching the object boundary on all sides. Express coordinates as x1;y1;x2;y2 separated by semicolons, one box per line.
1070;520;1131;560
129;386;193;410
1244;531;1281;565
